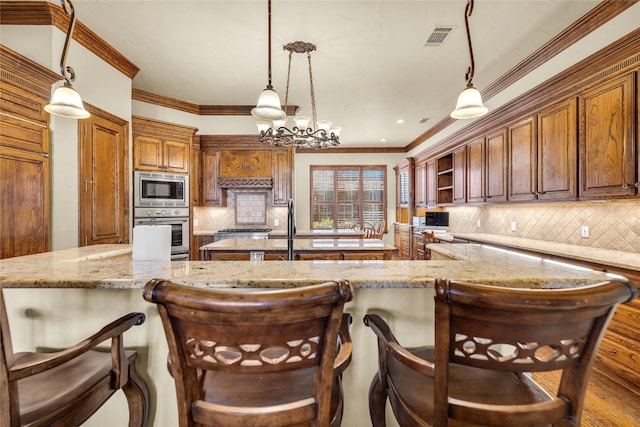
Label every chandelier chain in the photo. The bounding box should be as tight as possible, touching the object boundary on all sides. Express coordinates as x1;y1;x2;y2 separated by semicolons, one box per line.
307;52;318;129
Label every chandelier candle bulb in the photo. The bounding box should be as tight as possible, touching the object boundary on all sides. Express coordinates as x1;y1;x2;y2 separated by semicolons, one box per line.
294;116;310;131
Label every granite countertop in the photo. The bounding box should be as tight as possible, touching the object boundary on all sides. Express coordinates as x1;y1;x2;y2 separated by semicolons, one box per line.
452;233;640;272
269;229;365;238
0;244;622;290
200;238;393;251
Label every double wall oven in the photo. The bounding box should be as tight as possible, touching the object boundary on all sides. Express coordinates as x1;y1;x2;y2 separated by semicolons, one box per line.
134;171;190;260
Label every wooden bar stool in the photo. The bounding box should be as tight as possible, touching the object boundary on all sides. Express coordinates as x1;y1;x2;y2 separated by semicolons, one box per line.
144;279;353;427
364;278;637;426
0;289;150;426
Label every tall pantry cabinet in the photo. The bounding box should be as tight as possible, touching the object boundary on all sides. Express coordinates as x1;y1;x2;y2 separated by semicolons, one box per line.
0;46;59;259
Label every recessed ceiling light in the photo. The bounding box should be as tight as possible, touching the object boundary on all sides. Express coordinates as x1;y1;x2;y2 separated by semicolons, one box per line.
396;119;405;124
380;138;386;143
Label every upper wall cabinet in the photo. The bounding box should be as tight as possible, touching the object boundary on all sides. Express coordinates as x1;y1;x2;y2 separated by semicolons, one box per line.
508;116;538;201
426;159;437;206
485;129;508;202
466;138;485;203
132;117;197;174
579;73;636;199
271;148;294;206
537;98;578;201
452;146;466;204
414;160;427;206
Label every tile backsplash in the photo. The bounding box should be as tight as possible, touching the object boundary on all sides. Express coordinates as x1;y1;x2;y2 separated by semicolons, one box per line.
447;200;640;253
235;192;267;225
194;190;289;232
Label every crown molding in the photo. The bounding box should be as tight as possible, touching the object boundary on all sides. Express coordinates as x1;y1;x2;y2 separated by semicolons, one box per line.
0;1;139;79
405;0;639;152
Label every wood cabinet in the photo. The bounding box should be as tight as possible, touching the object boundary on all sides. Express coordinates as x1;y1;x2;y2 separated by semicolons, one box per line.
426;159;437;206
200;149;226;206
466;139;485;203
414;160;427;206
271;148;294;205
579;73;636;199
436;154;453;205
394;223;412;259
132;117;196;174
595;298;640;395
485;129;508;202
537;98;577;201
509;116;538;201
412;228;425;260
452;146;466;204
0;46;58;259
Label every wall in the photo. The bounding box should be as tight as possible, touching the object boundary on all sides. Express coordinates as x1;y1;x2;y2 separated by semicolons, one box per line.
447;199;640;253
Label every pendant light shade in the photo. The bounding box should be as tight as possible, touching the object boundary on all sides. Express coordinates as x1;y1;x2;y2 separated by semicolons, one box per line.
45;82;90;119
251;88;286;120
450;83;487;119
451;0;488;120
45;0;90;119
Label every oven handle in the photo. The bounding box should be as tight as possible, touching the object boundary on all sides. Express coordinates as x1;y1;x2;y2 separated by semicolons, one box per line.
135;218;189;225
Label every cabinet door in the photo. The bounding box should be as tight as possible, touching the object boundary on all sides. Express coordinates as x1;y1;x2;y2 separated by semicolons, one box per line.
0;148;49;258
485;128;508;202
426;160;437;206
164;140;190;174
509;117;537;201
579;73;635;199
134;135;162;171
537;98;577;200
466;139;485;203
201;150;225;206
272;148;293;206
414;162;427;206
452;147;466;204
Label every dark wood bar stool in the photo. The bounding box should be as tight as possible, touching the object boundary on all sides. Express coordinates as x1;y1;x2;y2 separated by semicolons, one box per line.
0;289;150;426
364;278;637;426
144;279;353;427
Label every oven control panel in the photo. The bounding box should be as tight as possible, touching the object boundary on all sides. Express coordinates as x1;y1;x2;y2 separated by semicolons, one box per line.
134;207;190;218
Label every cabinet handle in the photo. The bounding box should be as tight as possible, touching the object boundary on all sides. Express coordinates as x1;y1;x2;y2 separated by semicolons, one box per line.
622;183;630;189
601;348;617;355
635;182;640;188
84;180;93;191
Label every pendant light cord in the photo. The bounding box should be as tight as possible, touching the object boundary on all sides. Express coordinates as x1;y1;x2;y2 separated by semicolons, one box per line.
464;0;475;86
59;0;77;84
266;0;274;90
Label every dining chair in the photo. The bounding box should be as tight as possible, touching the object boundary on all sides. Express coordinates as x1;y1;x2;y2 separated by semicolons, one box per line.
364;278;637;426
422;231;437;260
0;289;150;426
144;278;354;427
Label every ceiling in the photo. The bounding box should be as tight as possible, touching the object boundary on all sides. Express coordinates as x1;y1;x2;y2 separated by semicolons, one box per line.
70;0;601;149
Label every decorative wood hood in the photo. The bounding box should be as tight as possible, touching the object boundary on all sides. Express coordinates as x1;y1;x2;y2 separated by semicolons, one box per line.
217;177;272;188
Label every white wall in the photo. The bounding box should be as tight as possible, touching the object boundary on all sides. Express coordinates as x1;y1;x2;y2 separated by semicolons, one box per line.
1;24;132;250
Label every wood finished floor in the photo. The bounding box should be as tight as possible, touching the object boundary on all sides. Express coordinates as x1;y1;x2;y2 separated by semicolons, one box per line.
531;368;640;426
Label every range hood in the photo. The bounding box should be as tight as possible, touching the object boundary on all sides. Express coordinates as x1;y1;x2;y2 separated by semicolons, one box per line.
217;177;273;188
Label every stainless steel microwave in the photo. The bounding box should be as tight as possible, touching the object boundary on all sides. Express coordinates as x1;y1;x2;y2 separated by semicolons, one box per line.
134;171;189;207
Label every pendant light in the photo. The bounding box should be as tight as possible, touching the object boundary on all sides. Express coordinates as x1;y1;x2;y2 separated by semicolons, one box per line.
44;0;90;119
451;0;488;120
251;0;286;121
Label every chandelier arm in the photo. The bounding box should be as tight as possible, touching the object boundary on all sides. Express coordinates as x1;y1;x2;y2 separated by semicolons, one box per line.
307;52;318;130
59;0;77;83
464;0;475;85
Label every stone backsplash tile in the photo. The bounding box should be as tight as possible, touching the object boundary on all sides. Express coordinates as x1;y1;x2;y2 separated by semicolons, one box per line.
447;200;640;253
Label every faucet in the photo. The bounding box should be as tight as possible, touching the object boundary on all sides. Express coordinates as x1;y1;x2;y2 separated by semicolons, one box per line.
287;199;295;261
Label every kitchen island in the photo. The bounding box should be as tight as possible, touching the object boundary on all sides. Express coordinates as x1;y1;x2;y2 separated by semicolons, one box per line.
199;238;395;261
0;244;634;427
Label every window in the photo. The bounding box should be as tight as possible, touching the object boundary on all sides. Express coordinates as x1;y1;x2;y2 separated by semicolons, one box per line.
311;165;386;229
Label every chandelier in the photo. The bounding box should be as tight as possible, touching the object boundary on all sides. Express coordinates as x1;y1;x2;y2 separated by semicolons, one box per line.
251;0;340;150
450;0;488;120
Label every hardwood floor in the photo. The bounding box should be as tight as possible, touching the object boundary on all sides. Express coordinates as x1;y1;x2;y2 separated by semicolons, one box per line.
532;368;640;426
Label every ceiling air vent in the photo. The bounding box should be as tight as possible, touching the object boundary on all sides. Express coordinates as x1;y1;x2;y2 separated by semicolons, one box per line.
424;26;455;47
